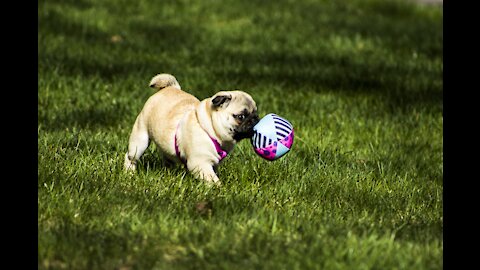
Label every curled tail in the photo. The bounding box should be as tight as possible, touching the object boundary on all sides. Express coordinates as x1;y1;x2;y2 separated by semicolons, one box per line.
149;73;181;90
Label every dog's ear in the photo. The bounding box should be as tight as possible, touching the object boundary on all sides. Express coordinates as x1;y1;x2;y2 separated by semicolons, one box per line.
211;94;232;108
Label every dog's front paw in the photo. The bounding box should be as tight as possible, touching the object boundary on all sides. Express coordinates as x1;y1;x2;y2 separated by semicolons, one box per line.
188;162;221;186
197;172;221;186
205;177;222;187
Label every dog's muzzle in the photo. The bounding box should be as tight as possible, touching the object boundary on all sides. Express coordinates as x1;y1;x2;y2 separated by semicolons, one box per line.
233;114;260;141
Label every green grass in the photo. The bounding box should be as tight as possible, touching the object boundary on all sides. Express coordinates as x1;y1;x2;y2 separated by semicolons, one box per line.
38;0;443;269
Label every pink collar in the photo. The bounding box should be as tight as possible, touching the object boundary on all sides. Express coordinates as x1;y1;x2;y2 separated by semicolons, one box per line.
174;125;228;165
210;136;228;161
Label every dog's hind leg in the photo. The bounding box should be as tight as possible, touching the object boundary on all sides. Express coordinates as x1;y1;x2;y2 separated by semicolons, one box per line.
124;116;149;172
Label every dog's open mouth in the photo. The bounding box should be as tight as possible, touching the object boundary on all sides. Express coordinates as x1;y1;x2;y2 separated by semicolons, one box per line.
233;129;255;141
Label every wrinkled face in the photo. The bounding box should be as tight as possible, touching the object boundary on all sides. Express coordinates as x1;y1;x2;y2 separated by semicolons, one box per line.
210;91;259;142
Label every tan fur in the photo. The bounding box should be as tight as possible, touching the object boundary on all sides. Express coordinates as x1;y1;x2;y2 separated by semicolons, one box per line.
124;74;258;185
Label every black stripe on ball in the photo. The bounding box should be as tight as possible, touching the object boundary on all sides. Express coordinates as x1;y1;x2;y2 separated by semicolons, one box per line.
272;116;292;129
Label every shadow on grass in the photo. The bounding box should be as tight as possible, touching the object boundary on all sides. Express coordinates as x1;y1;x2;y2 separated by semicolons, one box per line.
135;150;184;174
211;49;442;112
40;104;130;131
39;8;202;81
41;221;160;269
39;0;442;134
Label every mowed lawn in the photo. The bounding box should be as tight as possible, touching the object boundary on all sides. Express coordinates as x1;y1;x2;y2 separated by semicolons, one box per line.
38;0;443;269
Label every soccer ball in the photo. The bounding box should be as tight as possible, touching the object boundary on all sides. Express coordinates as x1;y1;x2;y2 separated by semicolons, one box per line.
251;113;294;161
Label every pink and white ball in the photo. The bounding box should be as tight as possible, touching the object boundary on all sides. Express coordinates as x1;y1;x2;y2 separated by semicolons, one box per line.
251;113;294;161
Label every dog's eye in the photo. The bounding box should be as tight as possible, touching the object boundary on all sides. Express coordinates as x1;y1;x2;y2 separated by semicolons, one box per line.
233;114;246;121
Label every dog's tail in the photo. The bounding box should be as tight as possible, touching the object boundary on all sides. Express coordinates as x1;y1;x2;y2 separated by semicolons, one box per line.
148;73;181;90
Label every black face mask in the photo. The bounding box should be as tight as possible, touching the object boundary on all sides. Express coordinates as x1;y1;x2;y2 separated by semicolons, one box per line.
233;113;260;141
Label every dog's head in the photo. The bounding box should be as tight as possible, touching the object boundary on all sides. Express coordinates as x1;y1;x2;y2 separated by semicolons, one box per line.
209;90;259;142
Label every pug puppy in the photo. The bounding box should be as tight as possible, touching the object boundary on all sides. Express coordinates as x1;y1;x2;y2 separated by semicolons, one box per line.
124;73;259;185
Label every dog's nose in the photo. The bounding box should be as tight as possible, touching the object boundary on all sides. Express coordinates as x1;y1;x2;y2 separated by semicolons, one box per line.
251;115;260;125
